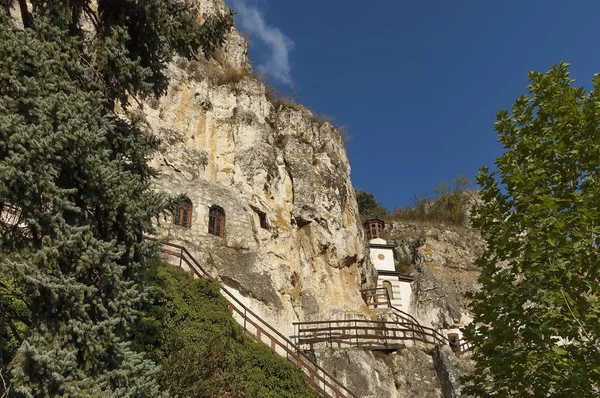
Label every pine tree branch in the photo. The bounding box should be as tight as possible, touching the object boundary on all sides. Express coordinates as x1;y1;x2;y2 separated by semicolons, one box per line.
0;2;10;17
2;316;24;345
0;280;34;318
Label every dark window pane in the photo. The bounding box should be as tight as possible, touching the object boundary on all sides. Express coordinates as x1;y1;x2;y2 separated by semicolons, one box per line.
174;203;192;228
209;206;225;236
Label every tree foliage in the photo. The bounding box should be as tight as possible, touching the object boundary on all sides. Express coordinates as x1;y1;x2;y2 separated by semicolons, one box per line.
0;276;28;382
464;62;600;397
0;2;232;396
356;190;384;215
132;264;321;398
4;0;232;106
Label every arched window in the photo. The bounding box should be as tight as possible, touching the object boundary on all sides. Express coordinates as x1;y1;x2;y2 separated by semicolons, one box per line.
173;199;193;228
370;222;383;238
382;280;393;300
208;206;225;237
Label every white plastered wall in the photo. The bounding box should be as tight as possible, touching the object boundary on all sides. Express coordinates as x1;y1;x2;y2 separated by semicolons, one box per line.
376;276;413;310
368;241;395;272
368;241;414;312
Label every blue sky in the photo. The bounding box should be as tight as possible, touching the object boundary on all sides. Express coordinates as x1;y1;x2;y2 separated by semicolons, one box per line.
226;0;600;209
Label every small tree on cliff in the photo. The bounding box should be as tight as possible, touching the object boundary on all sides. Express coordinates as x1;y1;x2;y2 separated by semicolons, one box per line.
356;190;381;215
464;62;600;397
0;2;231;396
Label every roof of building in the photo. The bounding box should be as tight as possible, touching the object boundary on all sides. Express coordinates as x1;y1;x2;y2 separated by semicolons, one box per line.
368;243;396;249
377;270;415;282
363;214;384;223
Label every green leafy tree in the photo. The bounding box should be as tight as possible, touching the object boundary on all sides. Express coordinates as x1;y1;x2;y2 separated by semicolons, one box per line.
464;62;600;397
0;276;28;394
0;2;231;396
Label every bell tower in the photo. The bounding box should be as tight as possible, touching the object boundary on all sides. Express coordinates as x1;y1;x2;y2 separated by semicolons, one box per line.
363;215;384;241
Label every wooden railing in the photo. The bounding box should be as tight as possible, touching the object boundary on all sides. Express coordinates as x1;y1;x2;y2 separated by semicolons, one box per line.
360;287;390;308
360;287;473;355
457;339;474;354
361;288;424;328
361;288;417;324
150;238;358;398
293;319;448;350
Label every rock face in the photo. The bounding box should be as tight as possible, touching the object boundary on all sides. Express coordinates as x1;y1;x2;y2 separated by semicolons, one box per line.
141;4;374;336
315;345;473;398
388;221;484;332
434;345;474;398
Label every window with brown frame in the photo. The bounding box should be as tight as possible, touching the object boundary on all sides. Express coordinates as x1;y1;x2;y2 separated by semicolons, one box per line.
208;206;225;237
173;200;193;228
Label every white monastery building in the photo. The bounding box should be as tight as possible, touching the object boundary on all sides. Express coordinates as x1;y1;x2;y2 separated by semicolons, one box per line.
363;215;414;310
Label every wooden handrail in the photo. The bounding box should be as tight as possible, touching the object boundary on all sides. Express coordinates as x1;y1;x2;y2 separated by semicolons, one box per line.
360;288;453;344
148;237;359;398
360;288;422;325
294;319;448;349
359;288;474;354
457;339;474;354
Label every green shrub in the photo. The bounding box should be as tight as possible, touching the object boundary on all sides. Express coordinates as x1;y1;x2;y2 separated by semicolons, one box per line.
132;264;320;398
0;276;29;397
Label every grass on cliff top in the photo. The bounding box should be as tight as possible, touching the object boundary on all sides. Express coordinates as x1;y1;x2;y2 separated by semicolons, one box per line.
261;78;350;142
176;45;349;143
132;263;320;398
359;175;473;228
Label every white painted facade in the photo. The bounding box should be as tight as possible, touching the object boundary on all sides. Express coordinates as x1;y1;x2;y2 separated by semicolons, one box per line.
374;274;413;310
368;238;395;272
368;237;414;311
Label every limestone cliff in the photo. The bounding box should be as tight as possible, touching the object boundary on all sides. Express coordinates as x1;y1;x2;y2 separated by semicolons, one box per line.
309;217;482;398
138;1;374;337
315;345;474;398
389;220;484;331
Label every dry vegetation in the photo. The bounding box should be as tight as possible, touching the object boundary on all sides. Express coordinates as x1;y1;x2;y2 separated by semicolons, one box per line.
175;48;350;143
175;47;250;86
209;47;251;85
264;83;304;111
263;82;350;143
358;176;474;227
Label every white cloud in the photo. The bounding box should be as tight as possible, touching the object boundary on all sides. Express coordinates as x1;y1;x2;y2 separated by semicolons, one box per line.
229;0;294;85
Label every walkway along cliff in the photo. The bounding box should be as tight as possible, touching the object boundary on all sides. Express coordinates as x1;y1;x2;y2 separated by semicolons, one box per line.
152;238;472;398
